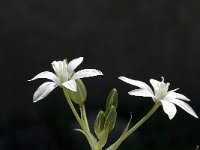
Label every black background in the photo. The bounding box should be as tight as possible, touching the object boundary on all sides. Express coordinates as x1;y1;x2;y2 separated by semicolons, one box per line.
0;0;200;149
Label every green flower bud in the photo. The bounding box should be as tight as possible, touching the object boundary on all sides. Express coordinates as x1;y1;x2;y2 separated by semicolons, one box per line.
94;111;109;147
94;111;105;139
105;88;118;111
68;79;87;105
104;106;117;131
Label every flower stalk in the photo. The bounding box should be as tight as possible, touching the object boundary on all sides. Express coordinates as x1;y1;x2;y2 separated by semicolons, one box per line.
63;88;99;150
80;104;90;132
63;88;82;128
106;102;160;150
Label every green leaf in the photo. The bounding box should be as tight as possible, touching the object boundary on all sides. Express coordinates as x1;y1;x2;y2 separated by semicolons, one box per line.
123;113;132;134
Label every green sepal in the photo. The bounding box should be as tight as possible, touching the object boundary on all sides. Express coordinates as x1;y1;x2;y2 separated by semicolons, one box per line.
104;106;117;131
105;88;118;112
68;79;87;105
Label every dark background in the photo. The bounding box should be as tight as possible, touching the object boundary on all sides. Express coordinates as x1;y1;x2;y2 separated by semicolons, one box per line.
0;0;200;149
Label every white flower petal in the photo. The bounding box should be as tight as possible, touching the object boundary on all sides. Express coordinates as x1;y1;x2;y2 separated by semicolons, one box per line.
167;91;190;101
128;89;154;97
160;100;177;120
51;61;63;76
150;79;160;92
33;82;57;103
168;99;198;118
67;57;84;78
71;69;103;80
28;71;58;83
118;76;154;95
62;80;77;92
62;59;69;79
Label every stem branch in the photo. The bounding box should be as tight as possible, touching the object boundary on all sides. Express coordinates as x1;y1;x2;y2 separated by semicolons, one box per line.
106;102;160;150
63;88;98;150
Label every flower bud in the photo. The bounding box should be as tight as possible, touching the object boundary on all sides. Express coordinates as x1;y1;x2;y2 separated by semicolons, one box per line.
104;106;117;131
94;110;105;139
68;79;87;105
94;111;110;147
105;88;118;111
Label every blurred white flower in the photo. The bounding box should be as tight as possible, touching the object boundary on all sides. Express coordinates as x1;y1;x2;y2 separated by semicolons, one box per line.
118;76;198;120
29;57;103;102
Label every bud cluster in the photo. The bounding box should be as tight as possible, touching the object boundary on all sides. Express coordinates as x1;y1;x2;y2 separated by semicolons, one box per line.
94;89;118;148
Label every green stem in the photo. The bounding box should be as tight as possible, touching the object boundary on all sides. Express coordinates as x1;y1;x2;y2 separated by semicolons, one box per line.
63;88;98;150
81;104;90;132
63;88;83;128
124;102;160;138
106;102;160;150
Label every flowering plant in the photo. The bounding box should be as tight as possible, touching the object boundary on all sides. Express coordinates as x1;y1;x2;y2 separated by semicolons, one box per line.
29;57;198;150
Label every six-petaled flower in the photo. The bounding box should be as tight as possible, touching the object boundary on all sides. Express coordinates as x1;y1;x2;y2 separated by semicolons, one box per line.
29;57;103;102
118;76;198;120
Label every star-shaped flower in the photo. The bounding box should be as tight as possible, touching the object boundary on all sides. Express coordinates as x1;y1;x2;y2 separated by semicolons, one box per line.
118;76;198;119
29;57;103;102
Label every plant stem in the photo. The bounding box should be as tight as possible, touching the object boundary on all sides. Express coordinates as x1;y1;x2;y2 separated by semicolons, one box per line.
106;102;160;150
124;102;160;138
63;88;83;128
81;104;90;132
63;88;98;150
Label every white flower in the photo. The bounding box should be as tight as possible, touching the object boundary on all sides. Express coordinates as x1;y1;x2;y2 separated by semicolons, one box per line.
118;76;198;120
29;57;103;102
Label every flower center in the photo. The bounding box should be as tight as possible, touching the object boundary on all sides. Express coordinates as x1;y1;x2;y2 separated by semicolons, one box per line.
53;60;69;86
155;82;170;101
59;71;68;83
